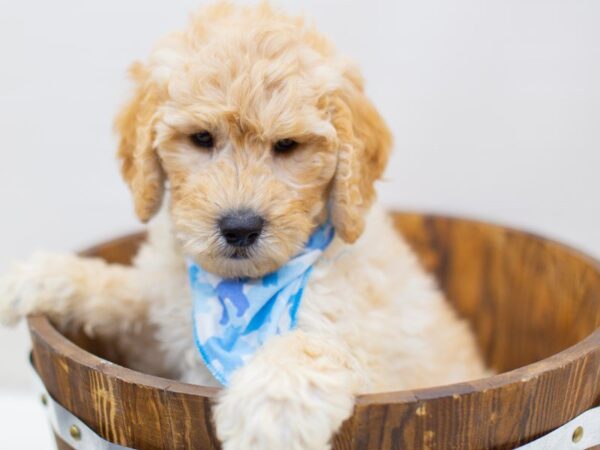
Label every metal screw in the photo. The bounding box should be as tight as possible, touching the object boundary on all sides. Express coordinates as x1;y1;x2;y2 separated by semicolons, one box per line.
40;394;48;406
572;426;584;443
70;425;82;441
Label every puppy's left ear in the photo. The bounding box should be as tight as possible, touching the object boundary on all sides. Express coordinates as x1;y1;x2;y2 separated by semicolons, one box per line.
115;62;165;223
328;66;393;243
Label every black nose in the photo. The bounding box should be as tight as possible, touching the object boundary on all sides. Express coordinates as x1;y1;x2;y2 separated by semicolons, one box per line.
219;210;265;248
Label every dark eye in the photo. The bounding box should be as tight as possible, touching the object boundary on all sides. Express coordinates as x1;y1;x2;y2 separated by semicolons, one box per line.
273;138;299;154
190;131;214;149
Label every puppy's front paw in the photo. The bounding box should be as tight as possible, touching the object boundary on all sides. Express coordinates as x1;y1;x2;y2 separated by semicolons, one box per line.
213;334;359;450
215;386;338;450
0;253;76;326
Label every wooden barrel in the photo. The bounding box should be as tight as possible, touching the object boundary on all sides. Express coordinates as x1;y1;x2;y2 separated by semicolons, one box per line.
28;212;600;450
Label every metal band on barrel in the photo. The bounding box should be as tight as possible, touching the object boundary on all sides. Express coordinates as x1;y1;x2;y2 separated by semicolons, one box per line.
514;406;600;449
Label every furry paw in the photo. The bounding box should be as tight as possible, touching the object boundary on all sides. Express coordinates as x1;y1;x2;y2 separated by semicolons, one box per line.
213;333;359;450
214;385;339;450
0;253;76;326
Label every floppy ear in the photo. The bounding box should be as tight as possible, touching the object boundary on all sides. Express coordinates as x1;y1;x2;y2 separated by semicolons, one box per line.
115;62;165;223
328;68;393;243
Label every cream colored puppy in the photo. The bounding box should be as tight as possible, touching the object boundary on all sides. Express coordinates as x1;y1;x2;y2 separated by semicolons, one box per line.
0;3;487;449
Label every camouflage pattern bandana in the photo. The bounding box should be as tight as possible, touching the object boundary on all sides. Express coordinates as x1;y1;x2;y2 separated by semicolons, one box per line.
187;220;335;385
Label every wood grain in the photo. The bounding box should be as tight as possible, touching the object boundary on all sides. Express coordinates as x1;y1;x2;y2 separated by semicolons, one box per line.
28;212;600;450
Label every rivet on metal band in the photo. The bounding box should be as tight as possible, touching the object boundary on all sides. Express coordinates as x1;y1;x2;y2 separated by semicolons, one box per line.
70;425;82;441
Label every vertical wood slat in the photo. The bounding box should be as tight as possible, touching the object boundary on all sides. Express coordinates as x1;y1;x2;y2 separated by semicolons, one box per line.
28;212;600;449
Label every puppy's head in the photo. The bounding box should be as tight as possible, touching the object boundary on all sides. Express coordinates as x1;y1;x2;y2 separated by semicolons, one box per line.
116;3;392;278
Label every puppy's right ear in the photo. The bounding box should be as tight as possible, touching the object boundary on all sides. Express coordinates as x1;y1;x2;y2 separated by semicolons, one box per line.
115;62;165;223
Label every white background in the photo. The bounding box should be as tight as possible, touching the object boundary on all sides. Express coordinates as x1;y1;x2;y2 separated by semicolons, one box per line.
0;0;599;446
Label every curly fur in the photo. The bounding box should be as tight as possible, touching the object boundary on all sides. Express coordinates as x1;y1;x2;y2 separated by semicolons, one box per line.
0;3;487;449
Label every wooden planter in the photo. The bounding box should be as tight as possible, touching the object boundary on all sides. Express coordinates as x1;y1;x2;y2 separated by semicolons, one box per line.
28;212;600;450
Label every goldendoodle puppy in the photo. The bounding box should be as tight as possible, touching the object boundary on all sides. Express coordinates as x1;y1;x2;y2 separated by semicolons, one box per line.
0;3;487;449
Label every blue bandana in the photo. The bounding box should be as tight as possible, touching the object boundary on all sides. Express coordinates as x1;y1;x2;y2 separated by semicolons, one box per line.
187;220;335;385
